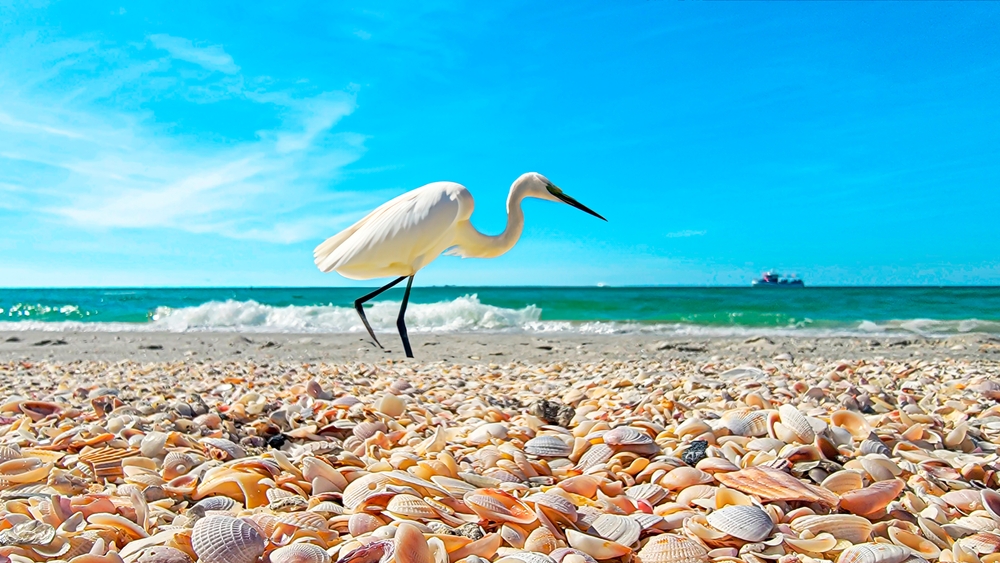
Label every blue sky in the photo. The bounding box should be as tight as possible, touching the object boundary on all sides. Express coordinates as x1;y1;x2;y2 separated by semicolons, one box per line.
1;1;998;287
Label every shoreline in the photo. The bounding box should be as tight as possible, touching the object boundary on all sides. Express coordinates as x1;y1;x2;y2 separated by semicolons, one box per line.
3;330;998;363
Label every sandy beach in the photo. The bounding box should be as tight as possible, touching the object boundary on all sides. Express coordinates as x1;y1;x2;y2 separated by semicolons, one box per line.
3;330;1000;363
1;330;1000;562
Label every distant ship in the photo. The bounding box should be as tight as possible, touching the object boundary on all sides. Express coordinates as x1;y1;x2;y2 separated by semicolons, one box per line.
752;271;804;287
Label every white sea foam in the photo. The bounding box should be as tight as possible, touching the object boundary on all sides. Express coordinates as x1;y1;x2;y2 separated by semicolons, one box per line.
1;295;998;336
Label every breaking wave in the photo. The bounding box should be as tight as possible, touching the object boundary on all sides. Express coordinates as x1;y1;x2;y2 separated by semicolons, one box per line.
1;295;999;337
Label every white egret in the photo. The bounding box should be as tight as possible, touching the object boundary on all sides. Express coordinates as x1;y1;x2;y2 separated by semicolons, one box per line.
313;172;606;357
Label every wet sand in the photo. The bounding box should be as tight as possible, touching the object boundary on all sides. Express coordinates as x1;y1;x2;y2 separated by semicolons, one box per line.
2;330;1000;363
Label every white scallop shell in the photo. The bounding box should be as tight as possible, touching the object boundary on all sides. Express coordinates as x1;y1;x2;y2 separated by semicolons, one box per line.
705;505;773;542
592;514;642;546
270;543;332;563
524;436;573;458
191;514;265;563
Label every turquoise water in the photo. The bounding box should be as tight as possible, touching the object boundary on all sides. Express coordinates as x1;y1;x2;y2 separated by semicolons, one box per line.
1;287;999;336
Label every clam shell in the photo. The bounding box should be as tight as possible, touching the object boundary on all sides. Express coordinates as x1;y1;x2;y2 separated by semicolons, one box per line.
634;534;709;563
193;496;239;513
566;529;632;560
837;543;911;563
524;436;573;458
270;543;332;563
202;438;246;461
705;505;773;542
592;514;641;546
335;539;394;563
715;466;838;506
135;546;195;563
790;514;872;544
777;404;816;444
603;427;653;446
394;522;431;563
840;479;904;517
386;494;438;520
349;513;384;537
525;527;559;554
162;452;197;480
820;470;864;494
190;515;265;563
982;489;1000;523
960;532;1000;555
464;489;537;525
722;409;769;437
575;444;614;471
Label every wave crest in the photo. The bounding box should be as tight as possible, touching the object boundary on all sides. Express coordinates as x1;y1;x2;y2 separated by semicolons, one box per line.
149;294;542;333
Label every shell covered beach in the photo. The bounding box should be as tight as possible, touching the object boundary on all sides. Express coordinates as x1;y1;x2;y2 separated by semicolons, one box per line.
1;345;1000;563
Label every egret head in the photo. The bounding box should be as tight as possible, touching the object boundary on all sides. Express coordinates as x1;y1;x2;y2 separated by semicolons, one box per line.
520;172;607;221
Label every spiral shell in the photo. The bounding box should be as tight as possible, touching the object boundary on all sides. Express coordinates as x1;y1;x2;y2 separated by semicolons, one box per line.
270;543;332;563
190;514;265;563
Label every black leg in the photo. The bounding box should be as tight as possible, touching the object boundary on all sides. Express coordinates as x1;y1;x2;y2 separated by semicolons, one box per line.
354;276;407;348
397;275;415;358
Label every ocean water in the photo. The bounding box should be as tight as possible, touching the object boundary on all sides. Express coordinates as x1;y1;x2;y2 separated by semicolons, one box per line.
0;287;999;337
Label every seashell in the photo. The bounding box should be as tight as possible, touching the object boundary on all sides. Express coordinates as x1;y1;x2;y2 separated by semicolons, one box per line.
192;496;238;513
270;543;332;563
349;513;384;537
840;479;904;517
836;543;911;563
634;534;709;563
715;466;838;506
525;436;573;458
603;426;653;446
592;514;641;547
354;421;387;441
464;489;537;525
0;444;22;462
960;532;1000;555
566;529;632;560
942;489;983;512
526;493;578;524
0;519;56;546
343;473;393;510
162;452;198;480
501;523;529;549
860;438;891;457
721;410;769;437
575;444;614;471
202;438;246;461
777;404;816;444
375;393;406;417
981;489;1000;523
626;483;668;505
830;410;872;440
888;526;940;559
335;539;394;563
525;527;559;554
705;505;773;542
386;494;438;520
821;470;864;494
394;522;431;563
790;514;873;544
660;467;713;491
784;533;838;553
190;514;265;563
135;546;195;563
140;432;169;458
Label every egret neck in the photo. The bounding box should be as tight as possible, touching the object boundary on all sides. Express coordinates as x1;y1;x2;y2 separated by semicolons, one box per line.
451;181;529;259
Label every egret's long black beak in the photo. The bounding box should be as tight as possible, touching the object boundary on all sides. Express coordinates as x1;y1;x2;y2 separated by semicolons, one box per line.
547;184;607;221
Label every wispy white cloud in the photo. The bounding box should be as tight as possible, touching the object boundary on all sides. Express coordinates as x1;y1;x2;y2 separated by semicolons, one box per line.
665;229;707;238
149;34;240;74
0;31;377;245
